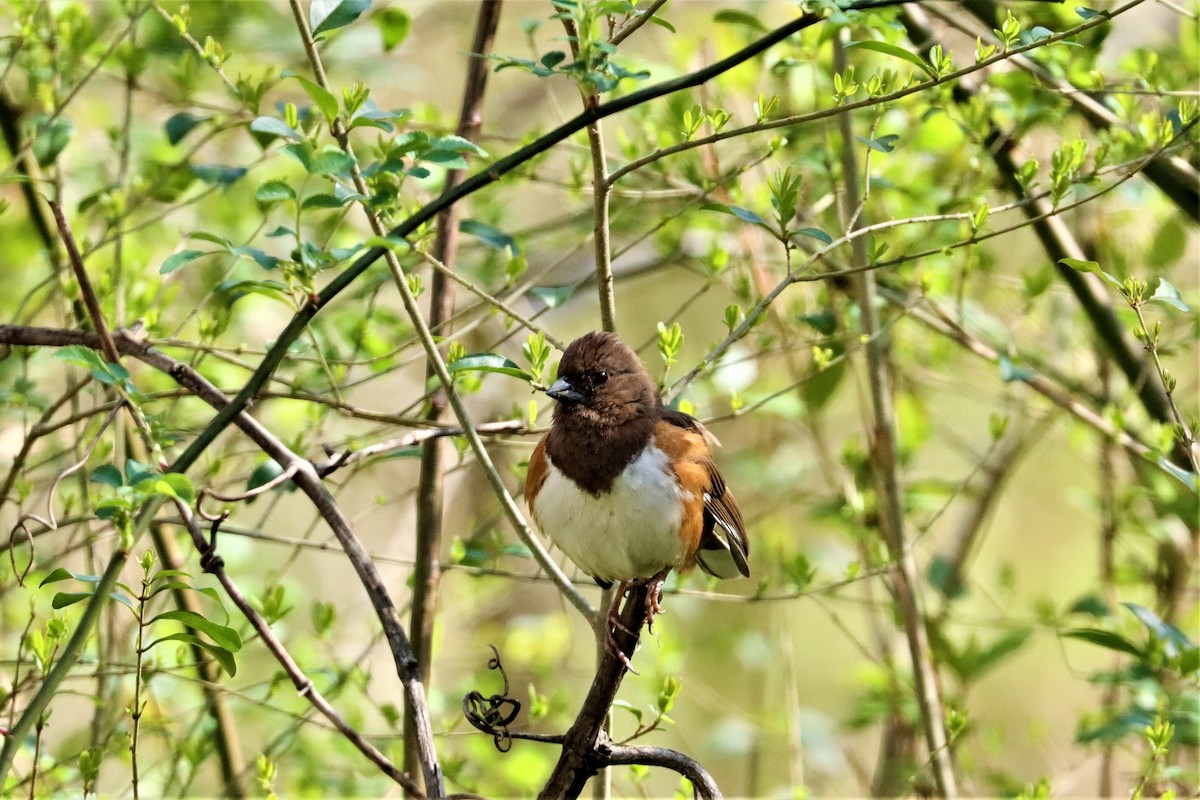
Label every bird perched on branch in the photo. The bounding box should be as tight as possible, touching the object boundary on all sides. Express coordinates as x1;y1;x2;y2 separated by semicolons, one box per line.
524;331;749;666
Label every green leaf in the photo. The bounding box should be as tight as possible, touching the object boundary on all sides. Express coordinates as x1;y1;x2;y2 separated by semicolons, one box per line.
530;285;576;309
164;112;209;145
1077;709;1155;743
1061;628;1144;658
1068;594;1110;617
95;497;131;519
1180;647;1200;676
53;344;106;372
92;360;130;387
647;15;676;33
149;632;238;676
712;9;768;31
311;0;370;37
191;164;247;188
161;249;210;275
301;193;342;209
249;116;303;142
216;279;290;305
701;202;767;227
309;148;356;176
255;180;296;205
447;354;532;381
856;133;900;153
281;142;314;171
1156;455;1197;491
374;6;410;50
1059;257;1121;287
793;227;834;245
153;473;195;504
40;567;103;587
150;609;243;652
846;40;936;78
247;459;291;498
52;591;94;609
90;465;125;488
460;219;519;254
501;543;532;559
428;135;488;158
957;628;1033;681
125;459;156;485
611;699;644;722
998;355;1035;383
31;114;74;167
1075;6;1101;19
1124;602;1193;656
1150;278;1189;311
540;50;567;69
282;70;339;122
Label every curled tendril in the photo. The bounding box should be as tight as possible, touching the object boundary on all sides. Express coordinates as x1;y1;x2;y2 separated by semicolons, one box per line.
461;644;521;752
198;511;227;573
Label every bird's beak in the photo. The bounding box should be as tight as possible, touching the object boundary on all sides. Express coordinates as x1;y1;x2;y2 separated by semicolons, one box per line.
546;376;584;404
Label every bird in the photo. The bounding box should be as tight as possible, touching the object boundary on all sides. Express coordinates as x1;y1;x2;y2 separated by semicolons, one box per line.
524;331;749;666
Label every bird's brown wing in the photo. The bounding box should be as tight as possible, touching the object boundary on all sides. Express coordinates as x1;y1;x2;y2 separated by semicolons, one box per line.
525;435;550;512
657;412;750;579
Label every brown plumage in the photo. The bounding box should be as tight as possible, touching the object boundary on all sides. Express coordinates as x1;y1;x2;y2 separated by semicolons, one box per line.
524;331;749;663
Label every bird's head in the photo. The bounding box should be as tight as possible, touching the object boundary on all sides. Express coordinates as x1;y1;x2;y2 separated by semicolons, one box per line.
546;331;659;426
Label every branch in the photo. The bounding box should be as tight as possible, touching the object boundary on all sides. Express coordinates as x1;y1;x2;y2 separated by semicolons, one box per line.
169;0;934;493
605;0;1131;187
602;744;721;799
833;29;958;798
535;584;705;799
0;324;439;794
950;0;1199;222
170;499;421;796
407;1;504;787
896;5;1183;466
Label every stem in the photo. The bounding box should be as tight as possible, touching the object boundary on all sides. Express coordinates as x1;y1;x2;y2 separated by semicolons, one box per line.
406;0;503;788
172;0;929;478
1130;302;1199;475
896;6;1179;462
0;551;130;780
539;584;652;798
48;201;119;364
171;500;422;796
131;570;148;800
834;31;957;798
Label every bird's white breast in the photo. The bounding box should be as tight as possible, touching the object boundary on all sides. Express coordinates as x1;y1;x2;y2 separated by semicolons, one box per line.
532;439;688;583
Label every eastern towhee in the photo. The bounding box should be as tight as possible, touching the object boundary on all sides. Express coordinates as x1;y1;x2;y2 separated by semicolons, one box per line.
524;331;750;664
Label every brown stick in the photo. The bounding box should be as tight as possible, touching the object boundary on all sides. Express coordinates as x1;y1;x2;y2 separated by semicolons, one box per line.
48;200;120;364
406;2;504;788
533;585;720;799
539;584;650;798
0;323;439;795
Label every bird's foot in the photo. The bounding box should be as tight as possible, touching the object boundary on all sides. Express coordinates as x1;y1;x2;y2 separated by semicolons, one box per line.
628;568;669;632
604;582;638;673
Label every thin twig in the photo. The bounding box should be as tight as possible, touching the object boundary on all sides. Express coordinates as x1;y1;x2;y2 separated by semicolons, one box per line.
406;2;503;787
605;0;1135;187
169;499;422;796
834;29;958;798
48;200;119;363
170;0;940;485
896;5;1180;464
602;743;722;799
0;323;437;794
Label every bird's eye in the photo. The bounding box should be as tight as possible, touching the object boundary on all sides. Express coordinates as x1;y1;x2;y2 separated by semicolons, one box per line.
594;370;609;385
